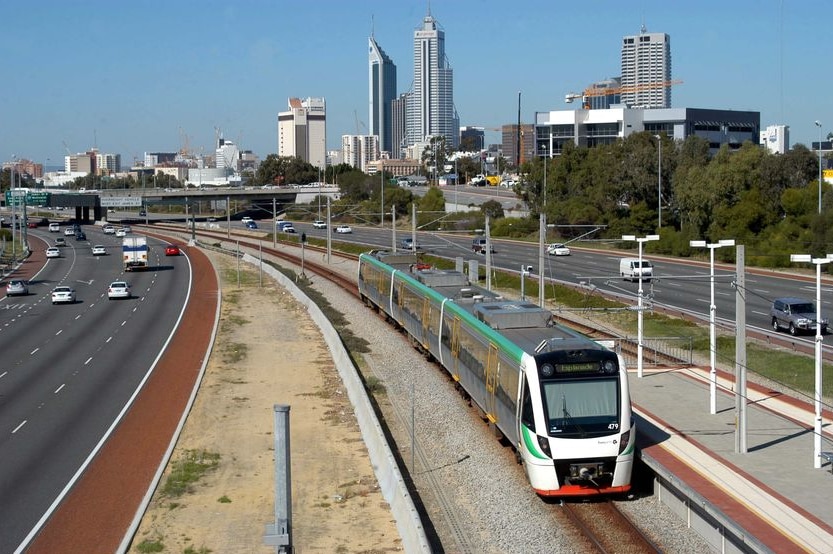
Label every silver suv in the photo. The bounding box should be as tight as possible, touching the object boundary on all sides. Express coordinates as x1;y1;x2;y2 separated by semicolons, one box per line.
770;297;828;335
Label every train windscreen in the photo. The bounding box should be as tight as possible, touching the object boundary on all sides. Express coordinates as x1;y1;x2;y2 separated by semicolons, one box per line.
542;378;620;438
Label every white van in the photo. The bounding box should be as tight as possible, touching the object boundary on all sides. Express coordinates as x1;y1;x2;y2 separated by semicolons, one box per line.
48;222;60;232
620;258;653;282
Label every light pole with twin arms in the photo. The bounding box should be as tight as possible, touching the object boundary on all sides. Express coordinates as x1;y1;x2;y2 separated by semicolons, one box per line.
690;238;735;414
815;121;823;214
622;234;659;378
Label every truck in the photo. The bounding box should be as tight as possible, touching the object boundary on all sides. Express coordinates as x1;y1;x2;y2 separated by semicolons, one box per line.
123;236;149;271
619;257;653;282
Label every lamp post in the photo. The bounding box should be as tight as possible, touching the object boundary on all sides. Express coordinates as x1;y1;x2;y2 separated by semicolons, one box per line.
690;239;736;414
380;161;384;228
815;121;823;214
654;135;662;230
540;143;548;209
622;234;660;378
790;253;833;469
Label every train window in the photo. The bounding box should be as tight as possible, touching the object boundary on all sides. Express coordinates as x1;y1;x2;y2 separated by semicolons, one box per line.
542;378;619;437
521;378;535;430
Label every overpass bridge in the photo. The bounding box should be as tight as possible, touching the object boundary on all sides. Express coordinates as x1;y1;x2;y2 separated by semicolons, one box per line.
6;186;341;222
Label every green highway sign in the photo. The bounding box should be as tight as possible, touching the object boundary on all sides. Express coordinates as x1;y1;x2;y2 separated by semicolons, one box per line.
4;191;50;207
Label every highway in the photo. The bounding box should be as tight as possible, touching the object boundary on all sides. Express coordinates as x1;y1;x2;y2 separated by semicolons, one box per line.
287;220;831;352
0;224;190;553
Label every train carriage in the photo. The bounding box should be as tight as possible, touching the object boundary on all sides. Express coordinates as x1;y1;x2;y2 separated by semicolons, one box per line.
358;250;634;497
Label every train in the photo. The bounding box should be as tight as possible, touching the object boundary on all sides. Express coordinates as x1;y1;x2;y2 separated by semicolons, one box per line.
357;250;635;497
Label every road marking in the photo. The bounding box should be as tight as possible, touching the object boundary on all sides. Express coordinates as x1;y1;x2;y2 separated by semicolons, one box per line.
0;371;7;379
12;420;27;433
121;320;127;326
56;329;62;335
133;307;138;312
106;336;113;343
55;384;65;394
30;348;39;355
75;315;81;320
85;357;93;365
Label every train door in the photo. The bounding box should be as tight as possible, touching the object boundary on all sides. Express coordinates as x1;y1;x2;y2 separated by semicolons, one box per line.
450;316;461;381
485;343;499;423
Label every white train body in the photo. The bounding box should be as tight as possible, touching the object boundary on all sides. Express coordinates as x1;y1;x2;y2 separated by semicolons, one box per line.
358;251;634;497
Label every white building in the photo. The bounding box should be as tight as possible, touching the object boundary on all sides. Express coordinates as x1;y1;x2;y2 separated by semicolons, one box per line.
620;27;672;109
759;125;790;154
278;97;327;168
341;135;380;173
216;138;240;171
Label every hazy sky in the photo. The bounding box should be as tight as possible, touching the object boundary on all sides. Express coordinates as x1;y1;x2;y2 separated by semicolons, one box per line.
2;0;827;165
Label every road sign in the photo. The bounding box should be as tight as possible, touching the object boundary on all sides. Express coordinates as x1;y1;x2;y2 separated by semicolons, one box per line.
4;191;50;207
99;196;143;207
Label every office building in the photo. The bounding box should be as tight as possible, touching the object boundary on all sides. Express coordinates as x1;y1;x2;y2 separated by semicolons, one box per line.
501;124;534;166
460;126;485;152
368;35;397;156
760;125;790;155
405;12;459;148
342;134;380;173
390;92;409;159
620;27;672;109
277;97;327;168
535;107;760;156
216;137;240;171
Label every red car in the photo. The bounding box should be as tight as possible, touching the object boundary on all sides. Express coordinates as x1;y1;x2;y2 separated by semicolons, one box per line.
165;245;180;256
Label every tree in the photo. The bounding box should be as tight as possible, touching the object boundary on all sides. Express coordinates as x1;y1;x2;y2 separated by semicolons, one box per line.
480;199;504;220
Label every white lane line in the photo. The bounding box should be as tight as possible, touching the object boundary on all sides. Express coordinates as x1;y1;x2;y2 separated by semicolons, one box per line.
132;307;138;313
84;357;93;365
55;384;65;394
12;420;27;433
106;336;113;343
56;329;63;336
0;371;7;379
121;320;127;326
30;348;39;355
75;315;81;320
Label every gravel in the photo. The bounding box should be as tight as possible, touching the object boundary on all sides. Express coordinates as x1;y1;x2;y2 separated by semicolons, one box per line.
302;258;714;554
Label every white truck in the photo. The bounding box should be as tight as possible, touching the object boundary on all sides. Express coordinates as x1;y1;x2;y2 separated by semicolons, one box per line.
123;236;149;271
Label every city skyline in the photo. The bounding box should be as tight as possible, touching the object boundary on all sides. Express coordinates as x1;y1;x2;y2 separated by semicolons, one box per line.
2;0;830;165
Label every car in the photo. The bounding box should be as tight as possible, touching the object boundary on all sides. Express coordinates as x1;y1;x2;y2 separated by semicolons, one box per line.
75;231;87;240
400;238;420;251
471;237;495;254
115;228;127;237
499;179;516;188
64;227;75;236
55;237;66;247
103;225;115;234
121;225;132;233
27;222;37;228
312;220;327;229
91;245;107;256
334;224;353;234
165;245;181;256
49;222;60;232
139;210;147;217
51;286;76;304
546;243;571;256
245;220;258;229
241;216;253;224
770;297;828;336
279;223;296;233
6;279;29;296
46;247;61;258
207;217;217;222
107;281;131;300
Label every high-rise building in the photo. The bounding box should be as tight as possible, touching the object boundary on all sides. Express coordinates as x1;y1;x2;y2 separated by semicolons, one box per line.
405;11;459;149
277;97;327;168
391;92;409;159
216;137;240;171
620;27;671;109
342;134;380;173
368;35;397;156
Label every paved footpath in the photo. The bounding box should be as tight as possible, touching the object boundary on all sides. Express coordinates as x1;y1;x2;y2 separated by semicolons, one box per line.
631;364;833;553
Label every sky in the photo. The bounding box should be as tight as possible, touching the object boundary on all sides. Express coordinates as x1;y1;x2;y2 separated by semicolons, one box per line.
2;0;830;167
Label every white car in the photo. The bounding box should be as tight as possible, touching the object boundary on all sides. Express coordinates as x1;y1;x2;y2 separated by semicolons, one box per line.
312;220;327;229
547;243;571;256
334;225;353;234
102;225;115;234
92;245;107;256
46;247;61;258
64;227;75;236
51;286;76;304
115;228;127;237
241;216;253;224
107;281;131;300
49;222;60;232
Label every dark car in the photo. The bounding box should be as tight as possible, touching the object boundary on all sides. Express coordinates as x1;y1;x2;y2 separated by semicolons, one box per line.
770;297;828;335
75;231;87;240
245;220;258;229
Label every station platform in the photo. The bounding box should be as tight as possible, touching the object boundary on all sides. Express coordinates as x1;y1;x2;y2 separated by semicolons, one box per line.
630;364;833;553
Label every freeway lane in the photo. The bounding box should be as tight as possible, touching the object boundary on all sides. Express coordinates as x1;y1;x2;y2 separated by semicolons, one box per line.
294;222;832;351
0;225;190;553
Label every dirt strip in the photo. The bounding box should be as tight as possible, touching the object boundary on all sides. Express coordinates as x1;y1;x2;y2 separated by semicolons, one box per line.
26;240;219;553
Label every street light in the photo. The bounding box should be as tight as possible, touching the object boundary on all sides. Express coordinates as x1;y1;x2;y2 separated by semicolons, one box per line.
654;135;662;230
540;143;548;208
790;252;833;469
690;238;736;414
622;234;660;378
815;121;823;214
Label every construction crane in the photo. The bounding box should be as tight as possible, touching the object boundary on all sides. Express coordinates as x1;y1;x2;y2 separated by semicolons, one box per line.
354;110;367;135
565;79;683;109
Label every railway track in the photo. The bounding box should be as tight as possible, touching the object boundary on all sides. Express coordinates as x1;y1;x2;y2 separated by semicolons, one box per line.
556;500;663;553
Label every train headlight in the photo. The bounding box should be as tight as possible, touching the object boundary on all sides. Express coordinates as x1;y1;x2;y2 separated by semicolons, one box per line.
541;363;555;378
618;430;631;454
603;360;617;374
537;435;551;457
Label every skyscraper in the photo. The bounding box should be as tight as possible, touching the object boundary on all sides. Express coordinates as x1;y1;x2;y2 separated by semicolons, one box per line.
368;35;397;155
620;27;671;109
405;11;459;148
277;97;327;168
